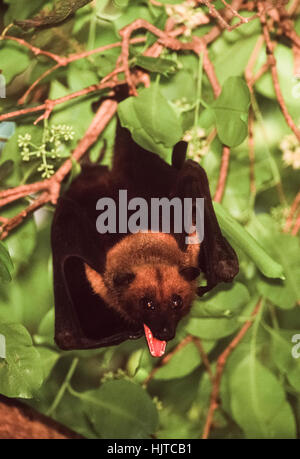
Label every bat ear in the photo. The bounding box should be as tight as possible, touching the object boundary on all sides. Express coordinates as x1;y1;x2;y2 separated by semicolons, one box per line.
179;266;200;281
172;141;188;170
113;272;135;287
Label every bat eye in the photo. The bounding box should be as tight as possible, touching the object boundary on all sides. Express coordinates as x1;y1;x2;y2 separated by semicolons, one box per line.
140;297;155;311
171;294;182;310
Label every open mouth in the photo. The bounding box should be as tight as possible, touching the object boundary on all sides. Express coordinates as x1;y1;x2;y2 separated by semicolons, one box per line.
143;323;166;358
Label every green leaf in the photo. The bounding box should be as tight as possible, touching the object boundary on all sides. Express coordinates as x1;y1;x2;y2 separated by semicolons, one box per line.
185;295;260;341
38;346;60;381
1;124;43;187
186;307;244;340
118;85;183;161
190;282;250;318
224;14;261;41
114;0;129;8
49;79;98;139
154;340;214;380
0;42;30;84
67;61;99;91
268;327;300;391
62;158;82;192
229;356;296;438
247;214;300;309
258;272;300;310
113;2;153;30
0;323;44;398
4;0;45;23
157;410;197;439
79;380;158;438
255;44;298;107
95;52;120;78
96;0;128;21
0;282;23;324
15;0;93;28
34;307;55;346
212;76;250;147
0;240;14;282
214;35;260;85
52;391;99;438
37;308;55;338
214;202;285;280
158;0;183;3
146;11;167;48
0;160;14;181
134;56;178;76
1;203;37;272
160;68;196;108
220;148;274;220
0;226;53;330
89;115;117;165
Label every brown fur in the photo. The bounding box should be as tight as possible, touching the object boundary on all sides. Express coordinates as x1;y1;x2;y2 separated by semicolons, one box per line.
85;232;200;330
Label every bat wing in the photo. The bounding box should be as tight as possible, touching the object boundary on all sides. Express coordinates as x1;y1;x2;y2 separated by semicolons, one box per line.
171;152;239;296
51;166;142;350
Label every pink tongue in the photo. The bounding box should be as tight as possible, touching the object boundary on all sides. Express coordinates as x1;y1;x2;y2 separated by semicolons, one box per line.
143;324;166;358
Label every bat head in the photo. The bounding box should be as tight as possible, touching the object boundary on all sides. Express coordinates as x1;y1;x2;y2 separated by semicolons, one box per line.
110;264;200;353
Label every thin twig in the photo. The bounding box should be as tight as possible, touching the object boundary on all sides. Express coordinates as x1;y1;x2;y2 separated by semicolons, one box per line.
248;107;256;197
214;146;230;203
288;0;300;16
192;337;214;382
202;298;263;439
17;37;146;105
245;35;265;89
258;2;300;142
0;79;124;124
0;192;50;239
200;0;232;30
0;35;68;64
219;0;250;21
284;190;300;233
291;211;300;236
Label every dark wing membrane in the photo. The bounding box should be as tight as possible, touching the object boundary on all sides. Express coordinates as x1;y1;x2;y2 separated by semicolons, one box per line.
171;158;239;296
51;167;142;350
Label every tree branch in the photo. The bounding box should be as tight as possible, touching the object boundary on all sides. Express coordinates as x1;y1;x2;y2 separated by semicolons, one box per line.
202;298;263;439
0;395;82;439
0;99;118;239
214;146;230;203
258;2;300;142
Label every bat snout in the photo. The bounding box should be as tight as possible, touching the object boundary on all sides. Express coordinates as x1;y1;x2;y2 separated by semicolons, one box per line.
154;327;175;341
150;320;176;341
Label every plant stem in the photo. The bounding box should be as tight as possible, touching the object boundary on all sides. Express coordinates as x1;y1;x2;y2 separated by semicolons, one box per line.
47;357;79;417
250;91;286;204
194;51;204;129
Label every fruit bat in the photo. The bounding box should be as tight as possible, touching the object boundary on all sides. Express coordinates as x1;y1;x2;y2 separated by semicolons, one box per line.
51;105;239;357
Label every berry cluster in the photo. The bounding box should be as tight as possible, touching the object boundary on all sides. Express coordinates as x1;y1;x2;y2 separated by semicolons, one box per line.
165;0;208;36
18;124;75;178
280;129;300;170
183;126;208;162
